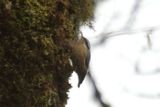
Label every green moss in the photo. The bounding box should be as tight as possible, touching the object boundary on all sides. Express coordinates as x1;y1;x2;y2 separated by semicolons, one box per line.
0;0;94;107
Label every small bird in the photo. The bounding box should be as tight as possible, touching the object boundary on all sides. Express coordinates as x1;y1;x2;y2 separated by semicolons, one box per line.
68;35;91;87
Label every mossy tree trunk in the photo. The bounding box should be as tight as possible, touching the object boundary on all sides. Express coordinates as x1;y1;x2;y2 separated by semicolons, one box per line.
0;0;94;107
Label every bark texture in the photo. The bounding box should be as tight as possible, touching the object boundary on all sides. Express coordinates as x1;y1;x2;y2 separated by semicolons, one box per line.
0;0;94;107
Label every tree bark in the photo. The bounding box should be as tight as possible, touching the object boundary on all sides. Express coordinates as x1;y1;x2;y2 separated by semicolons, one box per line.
0;0;94;107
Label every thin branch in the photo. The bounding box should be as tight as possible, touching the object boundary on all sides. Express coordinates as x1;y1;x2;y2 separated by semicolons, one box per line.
146;30;153;50
123;0;143;30
123;87;160;99
92;25;160;46
88;71;110;107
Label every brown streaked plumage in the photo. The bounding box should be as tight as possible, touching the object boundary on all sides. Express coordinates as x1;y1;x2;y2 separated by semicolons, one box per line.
68;36;90;87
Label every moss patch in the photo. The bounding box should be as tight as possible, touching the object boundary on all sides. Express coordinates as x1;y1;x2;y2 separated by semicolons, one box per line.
0;0;94;107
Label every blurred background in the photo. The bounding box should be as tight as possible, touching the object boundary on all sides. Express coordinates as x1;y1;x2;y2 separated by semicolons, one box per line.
67;0;160;107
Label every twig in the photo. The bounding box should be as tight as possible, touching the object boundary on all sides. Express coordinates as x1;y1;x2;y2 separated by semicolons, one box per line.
88;71;110;107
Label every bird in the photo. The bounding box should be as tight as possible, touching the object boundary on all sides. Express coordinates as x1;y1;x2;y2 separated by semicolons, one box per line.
67;34;91;87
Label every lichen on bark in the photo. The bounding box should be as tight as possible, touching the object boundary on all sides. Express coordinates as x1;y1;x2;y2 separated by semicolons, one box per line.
0;0;94;107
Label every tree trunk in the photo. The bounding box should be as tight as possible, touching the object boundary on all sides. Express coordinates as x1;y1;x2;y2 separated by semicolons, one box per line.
0;0;94;107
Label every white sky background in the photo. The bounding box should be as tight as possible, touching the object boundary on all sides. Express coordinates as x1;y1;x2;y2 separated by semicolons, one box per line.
67;0;160;107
